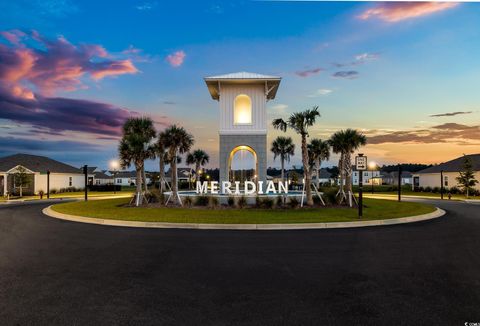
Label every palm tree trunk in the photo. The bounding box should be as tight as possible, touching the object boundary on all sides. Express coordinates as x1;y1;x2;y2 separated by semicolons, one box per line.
159;154;165;193
172;151;179;205
345;152;352;194
19;186;22;198
301;134;313;206
280;156;285;184
135;164;143;206
339;153;345;193
142;166;148;193
316;159;320;189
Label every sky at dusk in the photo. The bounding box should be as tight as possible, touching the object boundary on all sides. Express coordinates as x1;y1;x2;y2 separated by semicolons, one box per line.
0;0;479;170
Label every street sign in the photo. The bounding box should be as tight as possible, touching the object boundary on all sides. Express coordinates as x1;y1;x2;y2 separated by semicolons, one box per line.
355;155;368;171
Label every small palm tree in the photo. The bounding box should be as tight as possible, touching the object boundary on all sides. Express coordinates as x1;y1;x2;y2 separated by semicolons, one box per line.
329;129;366;203
308;139;330;188
270;136;295;184
186;149;210;186
159;125;194;205
273;106;320;206
118;117;156;206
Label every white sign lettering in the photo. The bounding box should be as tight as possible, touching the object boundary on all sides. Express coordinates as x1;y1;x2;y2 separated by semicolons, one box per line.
196;181;289;195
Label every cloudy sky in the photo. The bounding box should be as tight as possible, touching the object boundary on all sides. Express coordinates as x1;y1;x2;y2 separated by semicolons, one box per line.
0;0;479;170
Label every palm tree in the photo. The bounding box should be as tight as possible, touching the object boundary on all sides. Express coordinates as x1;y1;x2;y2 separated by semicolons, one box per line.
329;129;367;204
273;106;320;206
329;131;347;194
308;139;330;188
159;125;194;205
270;136;295;184
186;149;210;187
118;117;156;206
156;131;169;193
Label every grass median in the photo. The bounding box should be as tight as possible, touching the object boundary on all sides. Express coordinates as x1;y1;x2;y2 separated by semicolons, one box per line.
51;197;436;224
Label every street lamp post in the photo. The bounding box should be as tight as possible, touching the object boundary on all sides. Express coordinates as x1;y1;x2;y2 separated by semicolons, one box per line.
368;161;376;194
109;160;120;195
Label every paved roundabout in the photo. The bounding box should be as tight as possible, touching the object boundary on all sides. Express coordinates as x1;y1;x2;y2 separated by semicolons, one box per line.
1;199;480;325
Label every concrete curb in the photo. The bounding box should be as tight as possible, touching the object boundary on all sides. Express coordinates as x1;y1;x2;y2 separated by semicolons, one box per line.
42;206;445;230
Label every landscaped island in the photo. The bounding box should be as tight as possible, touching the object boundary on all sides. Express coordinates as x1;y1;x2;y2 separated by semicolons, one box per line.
51;198;435;224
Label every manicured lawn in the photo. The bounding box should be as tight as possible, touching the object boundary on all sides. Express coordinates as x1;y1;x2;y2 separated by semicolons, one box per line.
51;197;436;224
8;190;134;201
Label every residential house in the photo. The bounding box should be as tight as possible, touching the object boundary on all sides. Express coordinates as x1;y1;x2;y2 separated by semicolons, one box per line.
412;154;480;190
352;169;382;186
381;171;413;185
0;153;85;196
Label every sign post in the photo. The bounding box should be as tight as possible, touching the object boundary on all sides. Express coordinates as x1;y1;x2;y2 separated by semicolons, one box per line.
355;154;367;218
47;170;50;199
83;165;88;201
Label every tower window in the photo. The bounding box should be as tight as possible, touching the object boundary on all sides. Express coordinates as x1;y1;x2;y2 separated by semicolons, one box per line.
234;94;252;124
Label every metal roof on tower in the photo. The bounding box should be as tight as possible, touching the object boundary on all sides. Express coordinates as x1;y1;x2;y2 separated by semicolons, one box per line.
204;71;281;100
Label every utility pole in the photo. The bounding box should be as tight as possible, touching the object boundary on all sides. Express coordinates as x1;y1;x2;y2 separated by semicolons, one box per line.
47;170;50;199
398;165;402;202
83;165;88;201
440;170;444;200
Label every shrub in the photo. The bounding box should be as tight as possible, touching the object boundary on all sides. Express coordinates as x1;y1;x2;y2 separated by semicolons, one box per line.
432;187;440;193
450;186;460;194
195;195;209;206
255;195;262;208
183;196;193;207
209;196;219;208
88;184;122;192
424;186;432;193
227;196;235;207
322;188;337;205
262;197;274;209
276;195;284;208
289;197;299;209
237;196;247;209
50;188;57;194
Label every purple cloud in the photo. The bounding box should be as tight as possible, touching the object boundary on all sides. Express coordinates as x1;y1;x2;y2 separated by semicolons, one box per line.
332;71;359;79
295;68;322;78
0;84;137;136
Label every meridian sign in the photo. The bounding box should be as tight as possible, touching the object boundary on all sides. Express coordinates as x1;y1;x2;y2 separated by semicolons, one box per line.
196;181;289;195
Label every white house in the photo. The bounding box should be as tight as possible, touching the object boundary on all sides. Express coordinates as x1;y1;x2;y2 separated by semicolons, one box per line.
381;171;413;186
412;154;480;190
352;169;382;186
0;153;85;196
113;171;151;186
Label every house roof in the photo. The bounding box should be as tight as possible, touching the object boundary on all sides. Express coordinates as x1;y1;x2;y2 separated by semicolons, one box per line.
0;153;82;174
416;154;480;174
115;171;136;178
166;167;194;178
204;71;281;100
94;171;112;179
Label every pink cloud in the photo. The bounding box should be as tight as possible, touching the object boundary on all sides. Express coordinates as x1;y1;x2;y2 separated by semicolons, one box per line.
0;30;138;95
0;30;26;45
166;50;186;67
358;2;458;22
0;30;158;137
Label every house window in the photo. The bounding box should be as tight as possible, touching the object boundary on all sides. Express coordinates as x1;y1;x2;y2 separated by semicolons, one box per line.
444;176;448;187
234;94;252;124
95;180;101;185
69;177;72;187
117;178;122;184
364;172;368;177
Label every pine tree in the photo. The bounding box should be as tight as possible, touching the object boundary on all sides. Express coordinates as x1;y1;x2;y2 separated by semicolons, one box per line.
456;155;478;198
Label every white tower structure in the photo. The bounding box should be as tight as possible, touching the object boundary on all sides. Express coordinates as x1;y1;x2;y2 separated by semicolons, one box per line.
204;72;281;191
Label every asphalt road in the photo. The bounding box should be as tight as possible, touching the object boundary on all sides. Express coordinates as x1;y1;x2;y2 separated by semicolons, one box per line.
1;200;479;326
